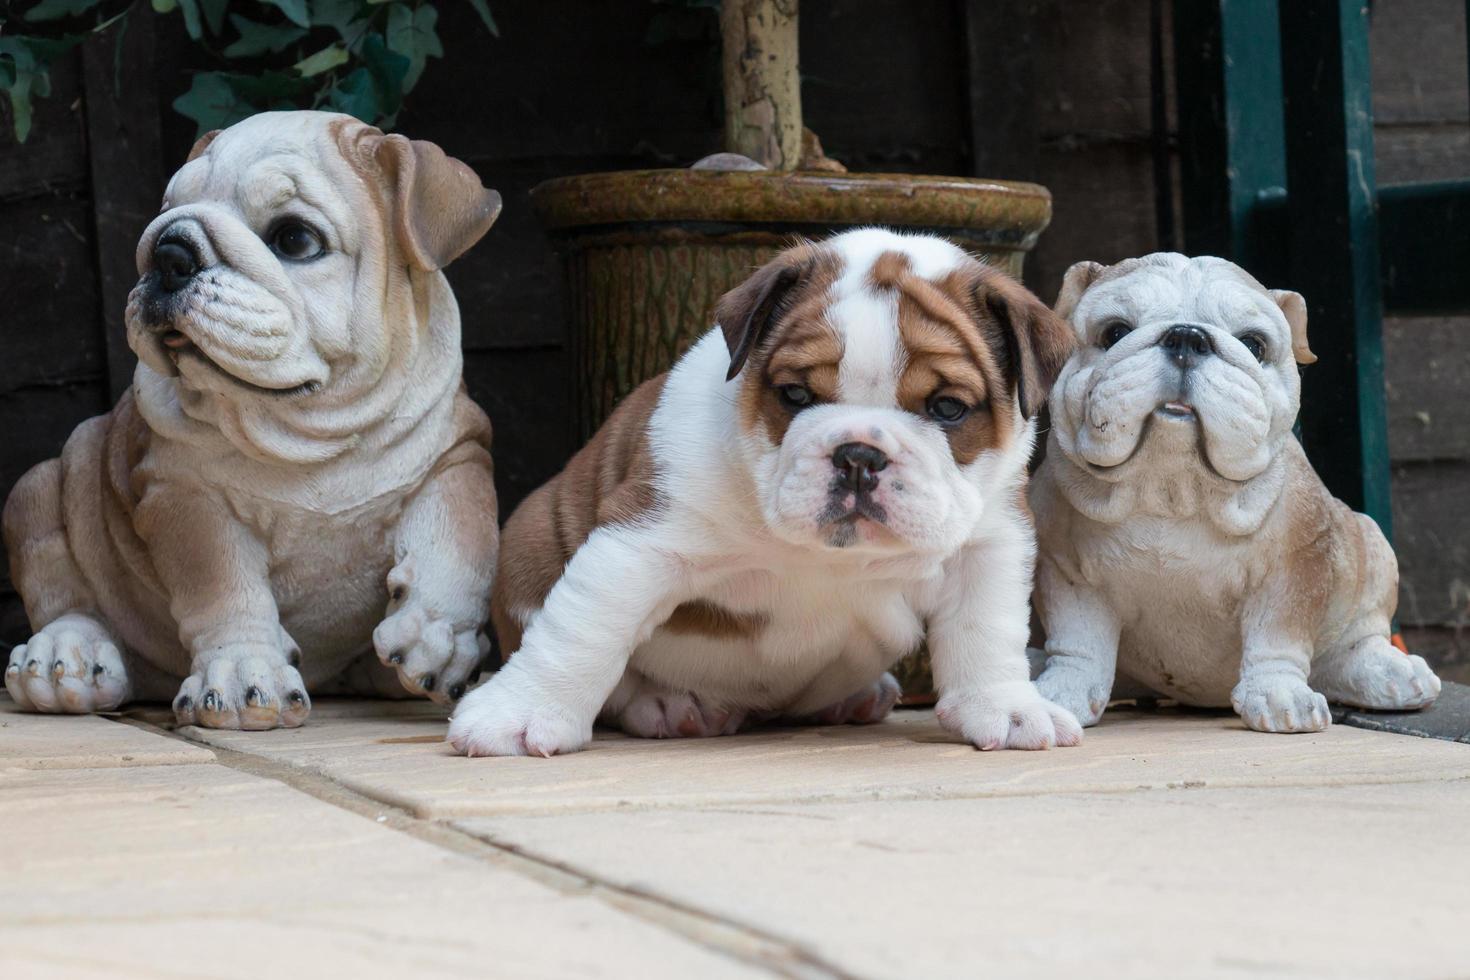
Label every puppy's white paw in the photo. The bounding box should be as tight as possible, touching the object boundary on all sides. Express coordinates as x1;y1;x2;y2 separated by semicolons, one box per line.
936;680;1084;751
613;689;746;738
448;670;591;757
809;672;902;725
1313;638;1441;711
373;567;486;704
174;650;310;730
1035;656;1111;727
5;615;130;713
1231;673;1330;733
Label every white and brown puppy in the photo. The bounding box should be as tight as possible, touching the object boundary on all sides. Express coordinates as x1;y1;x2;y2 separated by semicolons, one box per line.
449;228;1082;757
3;111;501;729
1032;253;1440;733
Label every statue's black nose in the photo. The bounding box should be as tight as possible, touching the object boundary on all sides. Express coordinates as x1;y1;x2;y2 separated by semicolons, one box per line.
832;442;887;494
1160;324;1214;367
154;239;200;293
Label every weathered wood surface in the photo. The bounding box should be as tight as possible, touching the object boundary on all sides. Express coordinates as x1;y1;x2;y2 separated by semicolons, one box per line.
1392;461;1470;627
1369;0;1469;125
1384;317;1470;461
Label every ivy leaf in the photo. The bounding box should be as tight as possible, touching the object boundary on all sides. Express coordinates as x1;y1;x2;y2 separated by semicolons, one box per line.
174;0;204;40
466;0;498;36
310;0;364;37
386;3;442;92
198;0;228;35
223;14;307;57
357;32;409;117
326;67;378;122
294;43;350;78
262;0;312;29
23;0;109;21
172;71;253;135
0;35;79;142
149;0;177;11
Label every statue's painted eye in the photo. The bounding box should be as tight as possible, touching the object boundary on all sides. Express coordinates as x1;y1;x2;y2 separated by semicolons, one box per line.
269;221;325;261
777;384;814;411
1099;321;1133;349
928;395;970;424
1239;333;1267;362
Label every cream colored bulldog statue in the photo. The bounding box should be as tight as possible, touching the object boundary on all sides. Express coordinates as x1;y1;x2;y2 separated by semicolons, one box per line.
1032;253;1440;734
3;111;501;729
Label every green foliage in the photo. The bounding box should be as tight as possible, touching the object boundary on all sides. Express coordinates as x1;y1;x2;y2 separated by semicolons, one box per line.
0;0;497;142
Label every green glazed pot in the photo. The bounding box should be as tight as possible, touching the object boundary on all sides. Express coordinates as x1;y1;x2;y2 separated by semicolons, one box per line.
530;167;1053;703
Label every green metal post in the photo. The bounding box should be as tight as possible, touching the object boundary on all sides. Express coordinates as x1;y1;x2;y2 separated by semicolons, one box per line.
1278;0;1392;536
1172;0;1287;281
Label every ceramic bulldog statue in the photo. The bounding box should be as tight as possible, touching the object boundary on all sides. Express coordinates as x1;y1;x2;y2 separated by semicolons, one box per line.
1031;253;1440;733
3;111;501;729
450;228;1083;757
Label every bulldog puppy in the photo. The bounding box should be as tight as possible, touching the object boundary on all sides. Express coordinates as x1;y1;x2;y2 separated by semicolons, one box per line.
3;111;502;728
1032;253;1440;733
449;228;1083;757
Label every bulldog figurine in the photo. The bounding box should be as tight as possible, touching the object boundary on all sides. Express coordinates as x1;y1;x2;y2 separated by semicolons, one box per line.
450;229;1082;757
3;111;501;729
1031;253;1440;733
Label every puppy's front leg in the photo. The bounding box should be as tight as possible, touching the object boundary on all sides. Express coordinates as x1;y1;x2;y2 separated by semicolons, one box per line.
135;487;308;730
929;533;1083;750
373;451;499;704
1034;555;1121;726
448;527;684;757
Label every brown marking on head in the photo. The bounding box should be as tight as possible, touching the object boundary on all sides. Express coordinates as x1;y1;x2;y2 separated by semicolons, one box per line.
186;130;221;163
720;244;845;446
663;600;769;640
332;118;502;272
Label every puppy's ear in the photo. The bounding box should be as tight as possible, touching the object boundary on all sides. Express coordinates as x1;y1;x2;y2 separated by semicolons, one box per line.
374;135;503;271
186;130;221;163
1270;289;1316;365
715;251;811;382
981;274;1077;419
1053;260;1106;321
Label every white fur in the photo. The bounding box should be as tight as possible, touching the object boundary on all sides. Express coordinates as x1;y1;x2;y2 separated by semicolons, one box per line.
449;229;1080;756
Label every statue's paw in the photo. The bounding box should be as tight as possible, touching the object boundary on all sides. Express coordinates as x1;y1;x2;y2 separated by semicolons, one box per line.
174;651;309;730
373;566;487;705
1036;658;1112;727
1231;673;1330;733
1315;638;1441;711
5;615;130;714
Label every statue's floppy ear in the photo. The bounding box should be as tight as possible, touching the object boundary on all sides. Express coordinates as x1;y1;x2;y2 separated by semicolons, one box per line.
186;129;221;163
1270;289;1316;365
373;134;502;271
715;251;811;381
1053;260;1106;322
980;273;1076;419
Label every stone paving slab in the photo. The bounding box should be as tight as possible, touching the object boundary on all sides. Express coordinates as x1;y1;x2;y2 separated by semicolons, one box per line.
458;780;1470;980
1;698;214;770
179;703;1470;818
0;761;759;979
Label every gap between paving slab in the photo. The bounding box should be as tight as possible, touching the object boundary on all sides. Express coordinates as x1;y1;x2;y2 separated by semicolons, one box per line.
119;714;850;980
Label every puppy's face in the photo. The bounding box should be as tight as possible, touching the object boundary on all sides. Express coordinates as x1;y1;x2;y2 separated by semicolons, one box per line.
126;111;499;403
1049;253;1314;484
720;229;1072;556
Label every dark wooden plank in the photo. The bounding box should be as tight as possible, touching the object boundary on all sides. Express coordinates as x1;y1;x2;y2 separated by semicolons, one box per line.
461;347;575;517
1281;0;1393;533
1368;0;1469;125
1374;125;1470;184
0;193;107;390
0;51;90;200
1390;460;1470;627
1400;626;1469;683
1032;0;1156;139
80;15;166;400
1378;180;1470;315
1384;316;1470;462
961;0;1039;182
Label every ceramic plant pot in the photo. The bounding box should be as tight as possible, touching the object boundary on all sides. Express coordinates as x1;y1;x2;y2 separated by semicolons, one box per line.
531;167;1052;702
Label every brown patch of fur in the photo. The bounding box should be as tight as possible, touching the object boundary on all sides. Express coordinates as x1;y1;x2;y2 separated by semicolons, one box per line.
732;248;845;446
490;375;667;659
663;600;768;639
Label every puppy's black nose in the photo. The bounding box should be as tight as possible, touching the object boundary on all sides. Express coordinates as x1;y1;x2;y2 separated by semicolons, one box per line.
832;442;887;494
154;239;200;293
1160;324;1214;367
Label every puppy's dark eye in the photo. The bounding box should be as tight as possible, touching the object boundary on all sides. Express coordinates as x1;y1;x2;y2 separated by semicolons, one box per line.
777;384;815;411
269;221;324;261
1099;321;1133;350
1238;333;1267;362
928;395;970;424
